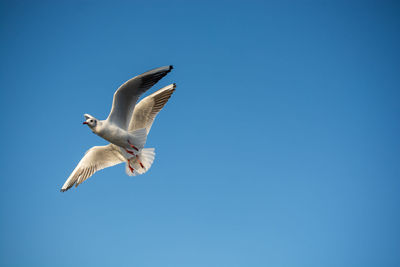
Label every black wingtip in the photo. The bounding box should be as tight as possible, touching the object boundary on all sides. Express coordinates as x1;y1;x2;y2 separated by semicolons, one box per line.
170;65;174;70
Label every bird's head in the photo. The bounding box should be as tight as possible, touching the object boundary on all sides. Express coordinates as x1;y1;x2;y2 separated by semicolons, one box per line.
83;114;98;128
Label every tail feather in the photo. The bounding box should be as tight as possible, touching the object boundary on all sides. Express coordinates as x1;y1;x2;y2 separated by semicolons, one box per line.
126;148;156;176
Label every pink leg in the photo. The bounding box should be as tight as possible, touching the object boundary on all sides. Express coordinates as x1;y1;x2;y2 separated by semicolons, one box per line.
127;140;139;151
136;155;145;169
127;161;134;173
125;149;135;155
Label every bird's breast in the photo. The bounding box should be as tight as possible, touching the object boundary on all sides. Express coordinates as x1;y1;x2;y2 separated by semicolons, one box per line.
97;125;128;148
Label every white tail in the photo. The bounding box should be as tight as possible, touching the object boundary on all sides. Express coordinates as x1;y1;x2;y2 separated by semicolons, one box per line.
125;148;156;176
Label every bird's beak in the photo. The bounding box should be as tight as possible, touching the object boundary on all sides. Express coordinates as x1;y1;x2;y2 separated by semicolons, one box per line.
83;122;88;125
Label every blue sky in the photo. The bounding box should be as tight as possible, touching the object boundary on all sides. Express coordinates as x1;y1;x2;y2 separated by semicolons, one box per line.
0;0;399;266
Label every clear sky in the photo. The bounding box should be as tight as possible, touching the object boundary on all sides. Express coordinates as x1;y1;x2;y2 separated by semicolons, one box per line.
0;0;399;266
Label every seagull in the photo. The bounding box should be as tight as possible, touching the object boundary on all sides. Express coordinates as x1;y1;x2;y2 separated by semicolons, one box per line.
60;65;175;192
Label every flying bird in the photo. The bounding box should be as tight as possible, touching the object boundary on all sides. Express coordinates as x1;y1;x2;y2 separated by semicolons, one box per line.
61;65;175;192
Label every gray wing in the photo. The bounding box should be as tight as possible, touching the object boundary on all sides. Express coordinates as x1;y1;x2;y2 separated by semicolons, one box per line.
106;65;173;130
61;144;124;192
128;83;176;133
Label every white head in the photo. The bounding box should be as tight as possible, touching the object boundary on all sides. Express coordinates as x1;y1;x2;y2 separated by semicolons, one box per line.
82;114;98;128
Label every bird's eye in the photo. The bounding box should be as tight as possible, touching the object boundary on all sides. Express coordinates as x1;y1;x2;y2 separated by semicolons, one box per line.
90;120;93;123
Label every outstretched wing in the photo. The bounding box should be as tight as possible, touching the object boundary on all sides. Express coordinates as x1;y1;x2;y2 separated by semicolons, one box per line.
106;65;173;130
128;83;176;133
61;145;124;192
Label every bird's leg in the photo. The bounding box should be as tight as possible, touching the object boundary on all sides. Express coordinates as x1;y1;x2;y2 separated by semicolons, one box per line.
125;149;135;155
127;139;139;151
127;160;134;173
136;155;145;169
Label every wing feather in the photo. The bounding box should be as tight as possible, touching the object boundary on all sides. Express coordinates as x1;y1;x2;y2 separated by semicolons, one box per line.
106;65;173;130
128;83;176;133
61;144;124;192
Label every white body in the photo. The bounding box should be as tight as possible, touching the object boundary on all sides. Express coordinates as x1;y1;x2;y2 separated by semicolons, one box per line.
95;122;143;150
